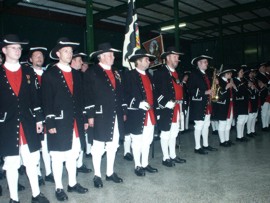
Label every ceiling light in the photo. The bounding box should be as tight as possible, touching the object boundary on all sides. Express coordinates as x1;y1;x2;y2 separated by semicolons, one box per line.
161;23;186;31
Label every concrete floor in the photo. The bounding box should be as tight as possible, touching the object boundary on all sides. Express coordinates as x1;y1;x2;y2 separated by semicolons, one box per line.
1;125;270;203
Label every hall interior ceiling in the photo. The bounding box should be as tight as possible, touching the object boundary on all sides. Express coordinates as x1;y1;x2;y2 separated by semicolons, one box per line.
6;0;270;41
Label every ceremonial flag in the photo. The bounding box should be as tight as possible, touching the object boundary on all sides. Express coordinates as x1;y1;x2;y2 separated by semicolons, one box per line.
143;35;164;67
122;0;140;70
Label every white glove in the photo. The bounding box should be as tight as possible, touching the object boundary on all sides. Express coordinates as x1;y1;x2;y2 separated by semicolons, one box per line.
139;101;150;111
165;100;175;109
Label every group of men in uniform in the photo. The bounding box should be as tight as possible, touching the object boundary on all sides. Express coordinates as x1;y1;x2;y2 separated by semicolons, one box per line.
0;33;269;203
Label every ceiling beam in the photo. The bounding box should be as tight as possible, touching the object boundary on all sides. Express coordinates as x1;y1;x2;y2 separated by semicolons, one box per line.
93;0;164;21
141;0;270;33
180;16;270;36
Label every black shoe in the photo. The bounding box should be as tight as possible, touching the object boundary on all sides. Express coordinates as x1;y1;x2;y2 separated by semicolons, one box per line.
45;173;55;183
202;146;218;151
9;199;20;203
85;153;91;159
123;153;133;161
251;132;257;136
162;159;175;167
134;166;145;176
242;137;249;142
67;183;88;194
77;164;92;173
171;156;186;163
246;133;254;138
38;176;45;186
227;140;234;145
0;185;2;196
55;189;68;201
194;148;208;155
93;176;103;188
18;183;25;191
106;172;123;183
143;165;158;173
262;127;268;132
32;193;49;203
220;142;230;147
235;137;243;142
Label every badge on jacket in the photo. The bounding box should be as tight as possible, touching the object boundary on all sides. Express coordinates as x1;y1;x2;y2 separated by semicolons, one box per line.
114;71;121;83
26;75;31;84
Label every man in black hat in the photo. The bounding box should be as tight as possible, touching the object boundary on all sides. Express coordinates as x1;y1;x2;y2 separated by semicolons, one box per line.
188;55;218;154
153;46;186;167
124;49;158;176
84;42;126;188
70;51;92;174
215;67;237;146
42;38;88;201
257;73;270;131
28;46;55;185
233;65;250;142
244;67;259;137
0;34;49;203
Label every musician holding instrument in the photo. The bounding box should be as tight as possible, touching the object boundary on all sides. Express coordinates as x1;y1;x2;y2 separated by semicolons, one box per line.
233;65;250;142
244;66;259;137
215;67;237;147
188;55;218;155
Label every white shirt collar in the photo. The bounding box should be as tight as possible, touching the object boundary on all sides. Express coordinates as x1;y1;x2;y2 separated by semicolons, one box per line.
166;65;175;72
99;62;111;70
199;69;206;74
4;62;21;72
136;68;146;75
57;63;71;72
222;77;228;82
32;67;43;76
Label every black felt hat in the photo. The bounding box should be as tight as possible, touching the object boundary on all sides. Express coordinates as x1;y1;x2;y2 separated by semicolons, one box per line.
191;55;213;65
72;50;87;59
129;49;156;62
0;34;29;49
49;37;79;60
160;46;184;59
219;65;236;76
89;42;121;60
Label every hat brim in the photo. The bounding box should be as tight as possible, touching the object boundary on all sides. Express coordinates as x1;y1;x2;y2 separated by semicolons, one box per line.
0;39;29;49
73;52;87;58
160;51;184;59
219;69;236;76
129;53;156;62
50;42;79;60
90;48;121;60
191;55;213;65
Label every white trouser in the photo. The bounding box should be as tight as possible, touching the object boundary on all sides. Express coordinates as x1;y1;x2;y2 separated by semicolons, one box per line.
160;111;180;161
130;115;154;168
123;134;132;155
211;120;219;131
194;114;211;150
50;132;81;190
247;112;257;134
184;107;190;130
91;116;119;177
218;111;233;143
38;134;52;176
76;150;84;168
261;102;270;128
236;115;248;138
3;145;40;201
85;133;92;155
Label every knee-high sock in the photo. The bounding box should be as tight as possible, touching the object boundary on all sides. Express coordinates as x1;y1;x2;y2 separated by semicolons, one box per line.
168;136;176;159
131;134;142;168
65;154;77;187
51;154;64;189
160;131;170;161
76;150;83;168
41;135;52;176
106;146;117;177
124;135;132;155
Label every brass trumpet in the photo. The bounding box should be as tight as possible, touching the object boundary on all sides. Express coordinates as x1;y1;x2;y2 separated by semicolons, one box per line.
211;68;220;102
